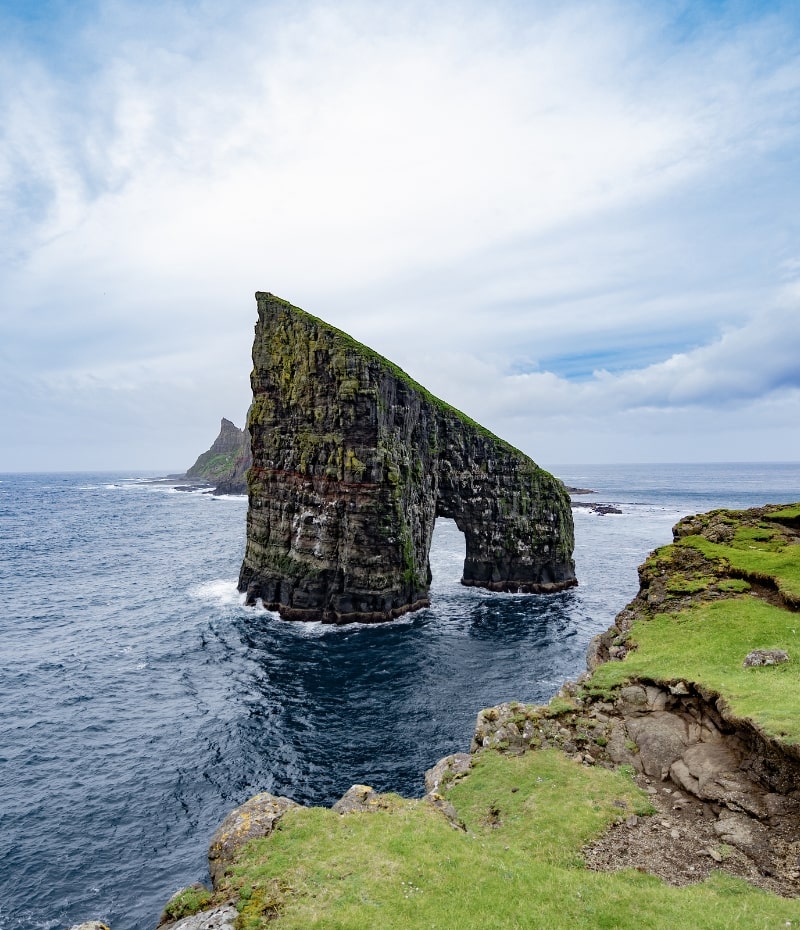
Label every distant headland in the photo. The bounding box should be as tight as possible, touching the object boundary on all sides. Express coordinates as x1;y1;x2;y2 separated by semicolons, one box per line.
174;417;251;495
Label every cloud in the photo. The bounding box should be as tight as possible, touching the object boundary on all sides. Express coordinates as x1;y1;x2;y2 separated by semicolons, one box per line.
1;0;799;467
442;294;800;419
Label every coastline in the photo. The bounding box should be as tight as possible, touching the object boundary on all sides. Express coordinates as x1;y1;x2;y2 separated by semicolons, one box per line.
120;500;800;930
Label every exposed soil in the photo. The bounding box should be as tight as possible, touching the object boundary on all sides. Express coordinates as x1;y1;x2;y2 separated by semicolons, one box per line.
584;772;800;897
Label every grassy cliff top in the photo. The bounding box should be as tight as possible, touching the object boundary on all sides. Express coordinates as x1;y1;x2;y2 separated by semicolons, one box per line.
255;292;546;476
169;501;800;930
202;749;797;930
591;502;800;744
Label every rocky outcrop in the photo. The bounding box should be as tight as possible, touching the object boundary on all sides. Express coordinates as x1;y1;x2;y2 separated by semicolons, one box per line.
184;418;251;495
161;906;238;930
238;293;576;622
473;683;800;893
473;501;800;893
207;792;299;886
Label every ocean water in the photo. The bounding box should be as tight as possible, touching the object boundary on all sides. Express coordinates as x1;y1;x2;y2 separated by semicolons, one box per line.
1;463;799;930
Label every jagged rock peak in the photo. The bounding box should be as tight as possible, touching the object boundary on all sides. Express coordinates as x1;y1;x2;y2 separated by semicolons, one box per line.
238;292;576;623
185;418;251;494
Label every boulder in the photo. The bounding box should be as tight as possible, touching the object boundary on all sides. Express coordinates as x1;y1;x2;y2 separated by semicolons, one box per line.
424;752;472;794
208;792;299;886
159;904;238;930
624;713;691;778
743;649;789;668
331;785;391;813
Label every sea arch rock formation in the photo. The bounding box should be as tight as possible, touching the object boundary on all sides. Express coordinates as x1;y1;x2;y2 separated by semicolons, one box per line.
238;293;576;622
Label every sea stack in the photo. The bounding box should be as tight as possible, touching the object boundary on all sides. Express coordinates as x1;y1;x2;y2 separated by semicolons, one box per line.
238;293;576;622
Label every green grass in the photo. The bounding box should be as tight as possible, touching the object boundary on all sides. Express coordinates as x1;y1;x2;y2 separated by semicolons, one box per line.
186;450;239;480
220;750;797;930
717;578;751;593
592;597;800;743
681;534;800;601
160;885;213;923
665;574;712;595
766;504;800;521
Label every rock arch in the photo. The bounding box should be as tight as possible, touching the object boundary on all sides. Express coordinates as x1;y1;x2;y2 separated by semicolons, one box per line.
238;293;576;622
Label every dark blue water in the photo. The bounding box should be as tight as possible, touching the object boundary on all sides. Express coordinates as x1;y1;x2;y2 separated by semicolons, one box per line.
1;464;799;930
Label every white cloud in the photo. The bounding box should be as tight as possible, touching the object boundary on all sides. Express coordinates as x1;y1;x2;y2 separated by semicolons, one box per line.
1;0;799;468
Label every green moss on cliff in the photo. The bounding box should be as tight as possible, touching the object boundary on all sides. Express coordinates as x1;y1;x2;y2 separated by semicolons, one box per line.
243;292;575;618
592;502;800;743
255;292;540;468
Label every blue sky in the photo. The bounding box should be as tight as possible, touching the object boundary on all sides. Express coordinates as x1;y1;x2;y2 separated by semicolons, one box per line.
1;0;799;470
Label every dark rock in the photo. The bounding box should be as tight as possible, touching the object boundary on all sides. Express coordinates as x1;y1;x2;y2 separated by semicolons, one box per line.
207;792;298;886
571;501;623;515
238;293;576;623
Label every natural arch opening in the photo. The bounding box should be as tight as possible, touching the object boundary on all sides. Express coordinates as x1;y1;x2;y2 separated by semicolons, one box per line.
428;518;467;594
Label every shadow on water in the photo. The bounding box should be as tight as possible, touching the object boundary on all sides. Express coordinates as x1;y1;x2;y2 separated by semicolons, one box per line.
219;573;584;807
465;590;580;644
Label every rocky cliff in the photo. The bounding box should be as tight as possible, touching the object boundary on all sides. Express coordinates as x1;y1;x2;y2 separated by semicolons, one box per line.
185;418;251;494
238;292;576;622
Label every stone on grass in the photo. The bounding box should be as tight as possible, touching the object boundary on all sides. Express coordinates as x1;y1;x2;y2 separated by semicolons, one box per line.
743;649;789;668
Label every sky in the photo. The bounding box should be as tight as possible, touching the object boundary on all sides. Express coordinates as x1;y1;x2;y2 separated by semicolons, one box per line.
1;0;799;471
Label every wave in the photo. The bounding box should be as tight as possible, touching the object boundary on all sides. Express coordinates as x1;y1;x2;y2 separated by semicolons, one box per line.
190;579;243;606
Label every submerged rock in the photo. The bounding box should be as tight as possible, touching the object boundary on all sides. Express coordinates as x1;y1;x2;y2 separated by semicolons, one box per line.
238;293;576;622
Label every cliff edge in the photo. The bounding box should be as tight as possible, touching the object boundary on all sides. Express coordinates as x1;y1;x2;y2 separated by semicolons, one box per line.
238;293;576;622
149;503;799;930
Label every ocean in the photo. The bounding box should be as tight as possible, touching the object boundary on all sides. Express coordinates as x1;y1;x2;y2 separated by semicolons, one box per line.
1;463;799;930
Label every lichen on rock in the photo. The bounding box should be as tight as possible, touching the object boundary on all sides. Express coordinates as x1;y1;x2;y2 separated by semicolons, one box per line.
238;293;576;622
207;791;299;886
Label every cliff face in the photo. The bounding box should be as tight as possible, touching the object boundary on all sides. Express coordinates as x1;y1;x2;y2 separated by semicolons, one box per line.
238;293;576;622
185;418;251;494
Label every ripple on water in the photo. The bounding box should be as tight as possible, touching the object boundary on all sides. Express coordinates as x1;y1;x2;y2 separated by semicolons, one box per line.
2;467;800;930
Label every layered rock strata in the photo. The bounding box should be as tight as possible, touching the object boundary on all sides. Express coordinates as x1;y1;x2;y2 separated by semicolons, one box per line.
238;292;576;622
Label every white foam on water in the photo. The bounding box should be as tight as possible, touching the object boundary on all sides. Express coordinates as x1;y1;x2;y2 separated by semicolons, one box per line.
190;578;242;606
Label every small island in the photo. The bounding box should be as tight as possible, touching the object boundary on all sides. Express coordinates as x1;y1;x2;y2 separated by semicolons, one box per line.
181;418;251;495
237;293;577;623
